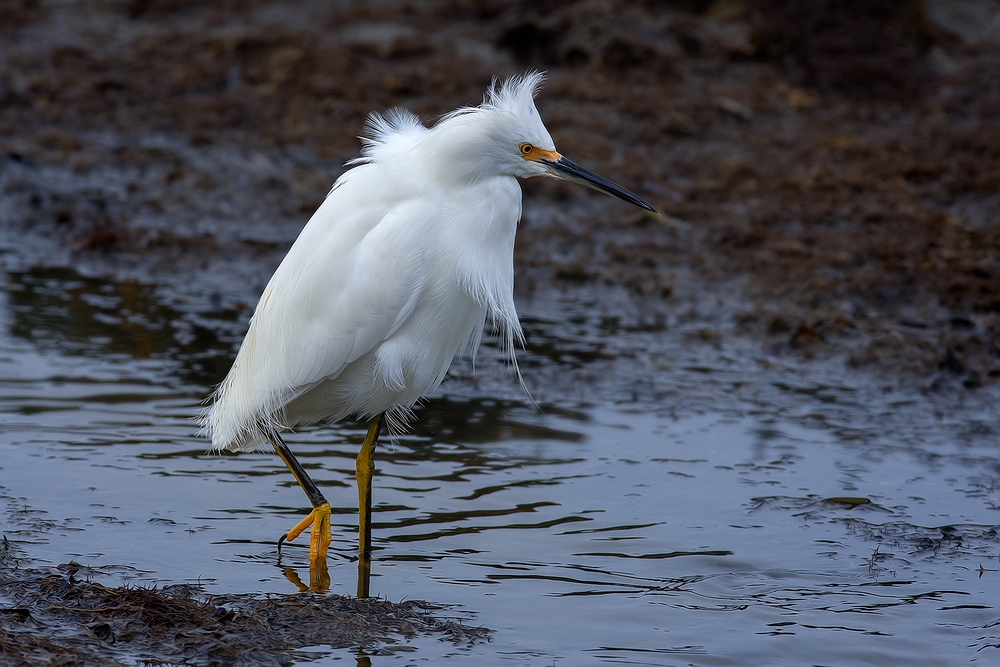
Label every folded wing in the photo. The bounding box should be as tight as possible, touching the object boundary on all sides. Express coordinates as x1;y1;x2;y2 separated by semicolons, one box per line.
202;167;438;451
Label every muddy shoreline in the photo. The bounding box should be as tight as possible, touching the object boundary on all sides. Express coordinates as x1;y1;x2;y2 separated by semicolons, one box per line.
1;536;488;666
2;0;998;390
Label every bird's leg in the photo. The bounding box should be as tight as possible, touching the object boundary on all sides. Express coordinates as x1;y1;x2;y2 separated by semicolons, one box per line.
356;414;383;598
268;428;333;578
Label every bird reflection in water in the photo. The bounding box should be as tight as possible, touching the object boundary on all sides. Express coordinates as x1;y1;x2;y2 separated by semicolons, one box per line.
281;563;330;593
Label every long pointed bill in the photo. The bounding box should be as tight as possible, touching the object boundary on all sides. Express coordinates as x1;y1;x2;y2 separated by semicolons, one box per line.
541;156;656;212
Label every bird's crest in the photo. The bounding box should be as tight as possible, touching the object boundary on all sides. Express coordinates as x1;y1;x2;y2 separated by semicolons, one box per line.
438;71;546;124
350;72;547;168
350;107;427;165
482;71;546;115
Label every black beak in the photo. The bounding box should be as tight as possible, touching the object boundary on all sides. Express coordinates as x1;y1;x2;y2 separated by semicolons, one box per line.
542;156;656;212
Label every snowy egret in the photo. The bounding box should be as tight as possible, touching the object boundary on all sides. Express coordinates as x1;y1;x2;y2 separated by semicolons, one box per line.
200;72;655;595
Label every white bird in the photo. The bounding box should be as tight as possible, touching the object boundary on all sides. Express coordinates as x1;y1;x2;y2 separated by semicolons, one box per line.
200;72;655;594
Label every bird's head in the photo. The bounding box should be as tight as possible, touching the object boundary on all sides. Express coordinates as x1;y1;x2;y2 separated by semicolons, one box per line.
358;72;656;213
471;72;656;212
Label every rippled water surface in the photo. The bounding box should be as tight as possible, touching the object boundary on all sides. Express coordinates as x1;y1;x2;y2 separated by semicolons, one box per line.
2;266;1000;665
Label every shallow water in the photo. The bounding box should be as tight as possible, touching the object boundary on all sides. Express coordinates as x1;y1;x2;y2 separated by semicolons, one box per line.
2;266;1000;665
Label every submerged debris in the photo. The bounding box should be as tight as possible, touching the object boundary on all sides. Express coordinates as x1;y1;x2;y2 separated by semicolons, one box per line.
0;552;490;666
749;494;1000;571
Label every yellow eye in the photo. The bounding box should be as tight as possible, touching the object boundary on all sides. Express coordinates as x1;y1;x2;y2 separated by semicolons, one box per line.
520;143;533;155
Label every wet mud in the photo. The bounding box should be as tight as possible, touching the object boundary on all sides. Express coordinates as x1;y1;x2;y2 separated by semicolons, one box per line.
1;495;487;666
1;0;998;387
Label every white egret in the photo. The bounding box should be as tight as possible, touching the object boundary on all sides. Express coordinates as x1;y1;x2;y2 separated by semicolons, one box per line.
200;72;655;594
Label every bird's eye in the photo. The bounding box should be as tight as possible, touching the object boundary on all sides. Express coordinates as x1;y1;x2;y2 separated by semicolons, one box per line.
520;143;533;155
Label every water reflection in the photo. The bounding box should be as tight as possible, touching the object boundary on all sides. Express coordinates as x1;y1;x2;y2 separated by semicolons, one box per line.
6;266;234;387
3;265;1000;663
282;562;329;593
409;397;587;445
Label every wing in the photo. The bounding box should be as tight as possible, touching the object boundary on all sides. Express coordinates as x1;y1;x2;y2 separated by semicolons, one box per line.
203;165;439;451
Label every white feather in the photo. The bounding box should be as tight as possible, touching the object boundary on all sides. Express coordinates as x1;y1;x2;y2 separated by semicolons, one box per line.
199;74;554;452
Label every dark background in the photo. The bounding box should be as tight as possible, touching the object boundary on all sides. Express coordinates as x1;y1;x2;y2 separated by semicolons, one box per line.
1;0;998;388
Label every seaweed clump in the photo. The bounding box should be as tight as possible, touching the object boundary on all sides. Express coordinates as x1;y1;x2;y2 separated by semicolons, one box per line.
0;540;489;666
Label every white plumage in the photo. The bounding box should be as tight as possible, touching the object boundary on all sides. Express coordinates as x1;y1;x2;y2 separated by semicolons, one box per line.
201;71;654;457
201;74;557;452
197;72;654;589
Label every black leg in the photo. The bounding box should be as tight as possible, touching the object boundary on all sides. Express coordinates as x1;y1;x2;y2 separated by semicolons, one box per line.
265;428;332;578
267;427;328;510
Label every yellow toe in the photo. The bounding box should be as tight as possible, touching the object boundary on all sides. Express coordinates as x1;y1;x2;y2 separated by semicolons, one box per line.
285;510;315;542
283;503;333;560
308;503;333;563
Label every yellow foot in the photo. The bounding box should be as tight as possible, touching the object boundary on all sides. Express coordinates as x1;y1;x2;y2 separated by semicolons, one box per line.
281;503;333;564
